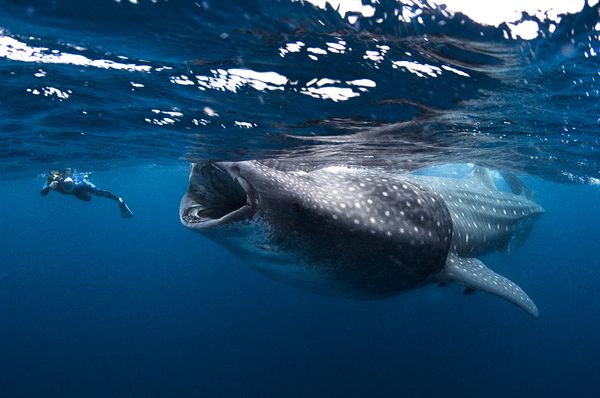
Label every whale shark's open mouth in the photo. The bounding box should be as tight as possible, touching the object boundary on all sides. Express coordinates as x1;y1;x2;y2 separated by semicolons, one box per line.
180;162;257;229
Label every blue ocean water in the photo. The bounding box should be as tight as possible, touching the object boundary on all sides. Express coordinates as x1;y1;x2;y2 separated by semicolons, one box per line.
1;0;599;397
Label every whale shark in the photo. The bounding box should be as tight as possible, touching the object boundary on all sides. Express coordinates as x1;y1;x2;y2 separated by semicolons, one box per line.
180;160;544;318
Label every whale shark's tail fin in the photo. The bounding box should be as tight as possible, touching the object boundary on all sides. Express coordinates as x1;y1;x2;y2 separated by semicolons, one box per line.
439;255;539;318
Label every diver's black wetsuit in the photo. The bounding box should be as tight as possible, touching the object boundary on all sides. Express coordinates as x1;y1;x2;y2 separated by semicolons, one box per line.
41;171;134;218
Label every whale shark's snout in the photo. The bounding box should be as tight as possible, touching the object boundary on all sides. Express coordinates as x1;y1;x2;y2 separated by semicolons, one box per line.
180;162;257;229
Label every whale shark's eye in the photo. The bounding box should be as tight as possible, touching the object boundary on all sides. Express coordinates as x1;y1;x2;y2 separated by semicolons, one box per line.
291;202;301;213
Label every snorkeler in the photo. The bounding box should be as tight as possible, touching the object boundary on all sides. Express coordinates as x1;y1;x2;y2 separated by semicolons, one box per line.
41;169;134;218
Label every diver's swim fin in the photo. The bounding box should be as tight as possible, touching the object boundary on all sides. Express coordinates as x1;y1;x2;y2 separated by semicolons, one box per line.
438;254;538;318
118;198;134;218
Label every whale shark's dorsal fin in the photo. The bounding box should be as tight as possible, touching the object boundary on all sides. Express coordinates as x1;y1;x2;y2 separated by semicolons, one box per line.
500;171;533;199
439;255;539;318
471;166;496;190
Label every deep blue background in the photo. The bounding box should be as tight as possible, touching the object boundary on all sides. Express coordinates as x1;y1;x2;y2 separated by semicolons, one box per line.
1;0;599;396
1;167;599;397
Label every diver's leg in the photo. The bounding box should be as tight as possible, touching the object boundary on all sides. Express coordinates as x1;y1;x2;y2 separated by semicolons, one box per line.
74;190;92;201
93;189;120;201
94;189;134;218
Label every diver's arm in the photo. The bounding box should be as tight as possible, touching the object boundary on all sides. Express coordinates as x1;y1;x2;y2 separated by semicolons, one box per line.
40;181;57;196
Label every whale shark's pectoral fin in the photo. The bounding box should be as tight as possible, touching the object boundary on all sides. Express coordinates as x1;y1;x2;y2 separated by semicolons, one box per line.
439;255;539;318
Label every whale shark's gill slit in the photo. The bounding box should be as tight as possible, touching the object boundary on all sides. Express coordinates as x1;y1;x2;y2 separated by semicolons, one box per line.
181;162;251;226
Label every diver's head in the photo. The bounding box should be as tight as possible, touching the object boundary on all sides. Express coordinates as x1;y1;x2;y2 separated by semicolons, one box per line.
62;177;75;192
46;170;60;182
